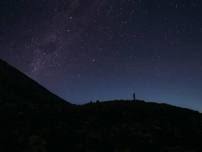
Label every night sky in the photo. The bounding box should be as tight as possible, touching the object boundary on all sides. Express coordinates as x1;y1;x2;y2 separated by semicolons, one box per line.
0;0;202;111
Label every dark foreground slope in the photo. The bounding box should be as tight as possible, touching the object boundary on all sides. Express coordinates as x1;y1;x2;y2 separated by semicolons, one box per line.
0;59;70;108
0;60;202;152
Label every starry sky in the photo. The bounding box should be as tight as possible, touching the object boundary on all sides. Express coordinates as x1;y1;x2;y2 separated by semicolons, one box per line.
0;0;202;111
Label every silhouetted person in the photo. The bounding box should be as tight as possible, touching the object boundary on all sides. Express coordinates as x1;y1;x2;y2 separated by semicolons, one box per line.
133;92;136;101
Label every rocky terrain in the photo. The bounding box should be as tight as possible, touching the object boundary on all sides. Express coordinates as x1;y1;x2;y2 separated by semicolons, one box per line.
0;59;201;152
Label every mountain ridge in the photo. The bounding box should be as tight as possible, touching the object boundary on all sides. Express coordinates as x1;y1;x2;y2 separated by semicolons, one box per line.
0;59;201;152
0;59;70;105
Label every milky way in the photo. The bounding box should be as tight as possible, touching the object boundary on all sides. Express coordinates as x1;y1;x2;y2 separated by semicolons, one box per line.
1;0;202;111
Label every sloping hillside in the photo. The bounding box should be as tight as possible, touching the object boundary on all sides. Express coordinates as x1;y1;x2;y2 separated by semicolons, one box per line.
0;60;201;152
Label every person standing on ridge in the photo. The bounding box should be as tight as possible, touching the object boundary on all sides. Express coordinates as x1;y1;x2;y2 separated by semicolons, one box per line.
133;92;136;101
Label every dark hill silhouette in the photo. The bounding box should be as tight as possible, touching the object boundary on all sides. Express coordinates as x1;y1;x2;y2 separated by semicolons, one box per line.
0;59;70;106
0;59;201;152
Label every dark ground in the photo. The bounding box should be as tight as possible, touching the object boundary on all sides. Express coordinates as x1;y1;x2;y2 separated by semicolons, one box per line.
0;59;202;152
